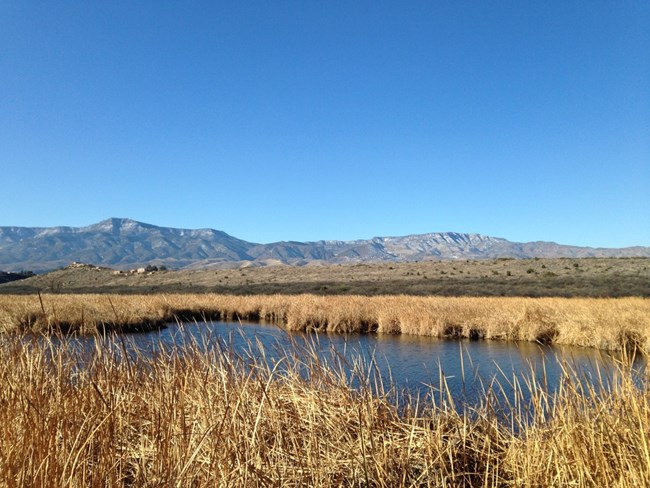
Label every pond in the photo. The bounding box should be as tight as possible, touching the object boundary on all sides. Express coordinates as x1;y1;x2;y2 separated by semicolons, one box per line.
64;320;646;412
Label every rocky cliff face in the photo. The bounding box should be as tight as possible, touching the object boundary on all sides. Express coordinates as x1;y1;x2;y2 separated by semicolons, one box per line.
0;218;648;272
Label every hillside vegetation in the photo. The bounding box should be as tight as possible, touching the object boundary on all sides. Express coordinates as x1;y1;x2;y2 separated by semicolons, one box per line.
1;257;648;297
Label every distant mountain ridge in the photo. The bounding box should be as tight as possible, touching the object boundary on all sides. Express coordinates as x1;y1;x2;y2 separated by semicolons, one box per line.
0;218;648;272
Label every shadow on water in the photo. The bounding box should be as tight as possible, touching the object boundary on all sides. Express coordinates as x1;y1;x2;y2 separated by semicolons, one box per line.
45;319;646;424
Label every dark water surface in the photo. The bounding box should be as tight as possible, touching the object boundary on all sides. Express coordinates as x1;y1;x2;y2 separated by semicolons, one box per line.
61;320;645;411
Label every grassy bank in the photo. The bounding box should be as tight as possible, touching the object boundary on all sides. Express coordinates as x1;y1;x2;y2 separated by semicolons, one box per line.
1;294;648;352
0;332;648;487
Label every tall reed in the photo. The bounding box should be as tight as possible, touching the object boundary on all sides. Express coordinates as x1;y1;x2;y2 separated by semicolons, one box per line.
1;294;648;352
0;330;648;487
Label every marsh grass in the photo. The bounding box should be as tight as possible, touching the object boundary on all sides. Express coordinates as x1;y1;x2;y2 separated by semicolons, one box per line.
0;329;648;487
0;294;648;352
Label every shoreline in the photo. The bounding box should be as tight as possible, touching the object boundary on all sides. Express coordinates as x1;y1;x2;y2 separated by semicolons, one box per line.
1;293;648;352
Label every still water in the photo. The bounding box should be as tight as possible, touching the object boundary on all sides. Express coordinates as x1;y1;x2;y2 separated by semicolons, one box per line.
71;320;645;410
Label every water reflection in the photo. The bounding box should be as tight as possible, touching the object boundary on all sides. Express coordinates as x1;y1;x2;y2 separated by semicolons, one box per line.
55;320;645;411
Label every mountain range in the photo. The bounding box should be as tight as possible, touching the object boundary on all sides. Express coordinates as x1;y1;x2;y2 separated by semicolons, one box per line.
0;218;648;273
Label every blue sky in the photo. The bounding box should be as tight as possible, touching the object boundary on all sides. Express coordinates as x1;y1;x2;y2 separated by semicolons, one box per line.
2;1;648;247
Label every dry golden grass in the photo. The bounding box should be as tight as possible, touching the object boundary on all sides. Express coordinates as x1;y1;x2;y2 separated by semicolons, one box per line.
0;294;648;352
0;331;648;487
